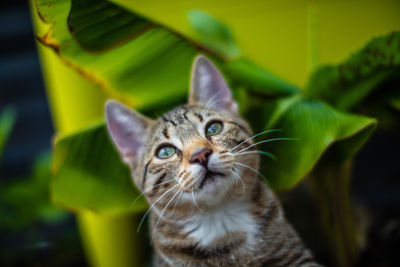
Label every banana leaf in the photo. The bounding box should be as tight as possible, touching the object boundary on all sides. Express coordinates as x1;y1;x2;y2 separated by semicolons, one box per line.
35;0;296;112
253;96;376;190
52;123;147;215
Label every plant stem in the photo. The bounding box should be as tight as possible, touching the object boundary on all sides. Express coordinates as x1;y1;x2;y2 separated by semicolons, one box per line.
78;213;144;267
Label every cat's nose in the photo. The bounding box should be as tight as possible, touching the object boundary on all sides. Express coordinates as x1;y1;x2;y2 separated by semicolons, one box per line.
189;148;212;167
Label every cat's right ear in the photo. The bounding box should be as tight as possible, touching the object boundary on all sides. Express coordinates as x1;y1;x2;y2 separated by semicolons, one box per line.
105;100;153;167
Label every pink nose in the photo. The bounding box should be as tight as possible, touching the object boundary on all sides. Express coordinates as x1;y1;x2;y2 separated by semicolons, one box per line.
190;148;212;166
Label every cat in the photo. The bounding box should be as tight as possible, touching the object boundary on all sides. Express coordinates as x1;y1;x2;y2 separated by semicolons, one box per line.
105;55;322;267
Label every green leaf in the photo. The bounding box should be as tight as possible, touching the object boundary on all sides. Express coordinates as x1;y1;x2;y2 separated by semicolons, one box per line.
52;123;147;215
187;9;240;59
36;0;197;108
253;96;376;191
35;0;297;110
36;0;298;215
306;32;400;111
223;58;300;96
390;97;400;110
0;106;16;161
68;0;154;52
51;96;376;213
0;151;68;229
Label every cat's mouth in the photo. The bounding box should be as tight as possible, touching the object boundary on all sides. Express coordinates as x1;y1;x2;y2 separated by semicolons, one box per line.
199;170;225;189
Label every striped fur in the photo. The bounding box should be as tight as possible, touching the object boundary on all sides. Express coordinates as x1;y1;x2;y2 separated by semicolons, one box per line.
146;106;321;267
105;56;322;267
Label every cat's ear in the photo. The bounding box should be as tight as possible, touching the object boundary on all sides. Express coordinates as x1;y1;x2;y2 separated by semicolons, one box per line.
189;55;238;114
105;100;153;167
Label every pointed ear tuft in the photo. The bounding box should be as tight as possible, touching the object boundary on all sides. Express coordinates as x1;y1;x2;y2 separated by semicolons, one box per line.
189;55;238;114
105;100;152;167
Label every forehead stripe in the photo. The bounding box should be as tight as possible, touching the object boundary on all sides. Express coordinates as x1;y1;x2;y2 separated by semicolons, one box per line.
194;113;203;122
162;115;177;126
162;127;169;139
181;107;189;120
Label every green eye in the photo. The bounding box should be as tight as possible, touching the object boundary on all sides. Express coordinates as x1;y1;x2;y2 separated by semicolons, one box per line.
157;146;176;159
206;121;223;137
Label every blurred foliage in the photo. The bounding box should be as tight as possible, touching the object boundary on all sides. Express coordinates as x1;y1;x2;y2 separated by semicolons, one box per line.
0;106;16;161
111;0;400;88
36;0;296;110
32;0;400;266
34;0;383;214
391;97;400;110
68;0;153;52
34;0;302;214
251;96;376;190
52;124;147;215
223;58;300;96
187;9;241;59
0;152;68;230
306;32;400;128
36;0;196;108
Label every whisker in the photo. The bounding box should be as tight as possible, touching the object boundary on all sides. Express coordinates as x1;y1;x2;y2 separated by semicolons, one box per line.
204;90;224;109
192;190;204;213
171;191;184;217
206;98;226;110
233;150;276;160
150;177;198;238
151;189;181;241
137;184;179;232
230;129;282;152
130;179;175;207
234;137;298;155
233;162;269;183
231;169;246;195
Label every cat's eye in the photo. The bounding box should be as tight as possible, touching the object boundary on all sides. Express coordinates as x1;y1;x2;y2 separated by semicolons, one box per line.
206;121;223;137
156;145;176;159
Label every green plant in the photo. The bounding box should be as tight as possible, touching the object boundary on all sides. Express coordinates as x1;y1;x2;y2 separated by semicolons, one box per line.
0;106;16;162
32;0;399;266
0;152;68;229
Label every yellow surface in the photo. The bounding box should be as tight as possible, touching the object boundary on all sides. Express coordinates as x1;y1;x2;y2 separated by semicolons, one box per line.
114;0;400;87
77;213;142;267
31;1;107;135
30;2;142;267
35;46;108;134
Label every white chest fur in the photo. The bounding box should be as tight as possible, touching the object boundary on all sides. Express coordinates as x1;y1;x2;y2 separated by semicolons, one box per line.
182;200;257;247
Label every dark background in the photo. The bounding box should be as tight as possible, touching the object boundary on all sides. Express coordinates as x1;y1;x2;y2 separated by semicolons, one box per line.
1;1;53;179
0;1;88;267
0;1;399;267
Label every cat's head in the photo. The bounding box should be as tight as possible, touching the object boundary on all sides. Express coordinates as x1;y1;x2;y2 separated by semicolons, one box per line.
105;55;259;210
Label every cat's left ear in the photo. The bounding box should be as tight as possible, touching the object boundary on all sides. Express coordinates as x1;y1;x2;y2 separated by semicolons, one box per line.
189;55;238;114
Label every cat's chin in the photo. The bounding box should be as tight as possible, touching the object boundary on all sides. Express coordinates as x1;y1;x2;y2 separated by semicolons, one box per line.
199;170;225;189
193;172;237;206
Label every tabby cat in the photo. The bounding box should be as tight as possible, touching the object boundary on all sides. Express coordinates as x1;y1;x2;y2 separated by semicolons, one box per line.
105;55;322;267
